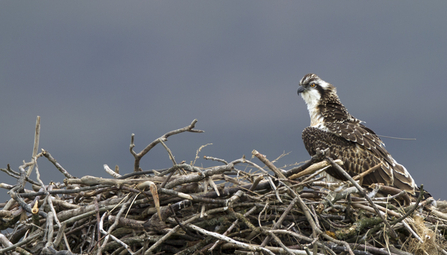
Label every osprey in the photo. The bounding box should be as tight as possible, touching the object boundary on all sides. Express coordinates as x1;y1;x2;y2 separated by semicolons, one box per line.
298;73;416;194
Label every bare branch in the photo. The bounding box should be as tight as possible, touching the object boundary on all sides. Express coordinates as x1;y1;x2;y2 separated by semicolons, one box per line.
130;119;204;172
1;117;445;255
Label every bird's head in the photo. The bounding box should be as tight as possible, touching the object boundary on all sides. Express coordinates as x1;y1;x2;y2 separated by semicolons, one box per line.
298;73;336;108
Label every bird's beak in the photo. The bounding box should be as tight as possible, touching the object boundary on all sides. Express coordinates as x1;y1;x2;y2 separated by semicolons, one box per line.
297;86;305;95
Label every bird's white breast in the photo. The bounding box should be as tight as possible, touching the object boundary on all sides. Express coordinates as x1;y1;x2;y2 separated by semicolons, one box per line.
300;89;325;128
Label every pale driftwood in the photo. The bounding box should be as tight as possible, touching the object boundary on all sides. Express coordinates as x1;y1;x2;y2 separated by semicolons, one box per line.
288;158;343;180
103;164;121;178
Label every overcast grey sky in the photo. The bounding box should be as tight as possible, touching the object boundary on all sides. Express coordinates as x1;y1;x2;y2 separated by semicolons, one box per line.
1;2;446;201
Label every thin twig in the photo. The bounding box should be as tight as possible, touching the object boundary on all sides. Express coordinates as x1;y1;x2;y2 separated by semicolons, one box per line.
252;149;286;179
26;116;40;178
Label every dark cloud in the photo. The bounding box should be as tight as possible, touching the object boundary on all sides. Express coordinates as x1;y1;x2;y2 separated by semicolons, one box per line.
1;2;446;201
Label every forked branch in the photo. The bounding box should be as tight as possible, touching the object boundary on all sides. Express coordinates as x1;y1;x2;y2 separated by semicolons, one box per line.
129;119;204;172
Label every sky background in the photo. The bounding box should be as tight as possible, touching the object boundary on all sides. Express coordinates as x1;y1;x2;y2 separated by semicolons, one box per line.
1;2;446;202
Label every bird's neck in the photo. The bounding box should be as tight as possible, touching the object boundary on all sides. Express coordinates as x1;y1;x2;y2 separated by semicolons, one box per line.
310;97;352;126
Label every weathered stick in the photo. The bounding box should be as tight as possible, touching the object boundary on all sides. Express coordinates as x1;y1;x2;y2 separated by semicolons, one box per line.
130;119;204;172
252;150;286;179
42;150;73;178
288;159;343;180
26;116;40;178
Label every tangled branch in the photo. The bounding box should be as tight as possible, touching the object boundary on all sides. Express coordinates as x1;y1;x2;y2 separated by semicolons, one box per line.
0;118;446;255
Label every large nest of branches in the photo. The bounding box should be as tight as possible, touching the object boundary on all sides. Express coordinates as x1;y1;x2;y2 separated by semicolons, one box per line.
1;118;447;255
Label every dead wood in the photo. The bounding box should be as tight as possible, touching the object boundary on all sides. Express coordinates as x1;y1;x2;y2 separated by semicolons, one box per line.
0;117;446;255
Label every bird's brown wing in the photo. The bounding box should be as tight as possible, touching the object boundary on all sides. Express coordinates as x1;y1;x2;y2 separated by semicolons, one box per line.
323;122;390;162
302;126;416;194
302;126;390;183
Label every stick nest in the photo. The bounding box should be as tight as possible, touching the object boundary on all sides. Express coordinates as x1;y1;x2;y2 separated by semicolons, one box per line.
1;118;446;255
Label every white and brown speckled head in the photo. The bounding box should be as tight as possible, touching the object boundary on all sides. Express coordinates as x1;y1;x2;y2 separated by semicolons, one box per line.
298;74;351;127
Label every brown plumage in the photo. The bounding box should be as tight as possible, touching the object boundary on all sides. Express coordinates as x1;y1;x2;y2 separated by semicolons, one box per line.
298;73;416;194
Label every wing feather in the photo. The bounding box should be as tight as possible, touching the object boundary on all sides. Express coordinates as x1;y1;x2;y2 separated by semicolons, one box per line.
324;122;392;166
302;126;415;194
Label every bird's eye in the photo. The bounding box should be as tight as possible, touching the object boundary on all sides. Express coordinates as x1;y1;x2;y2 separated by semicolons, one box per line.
310;83;316;88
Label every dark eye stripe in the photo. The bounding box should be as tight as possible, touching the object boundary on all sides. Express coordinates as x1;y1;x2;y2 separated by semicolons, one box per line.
315;83;326;98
